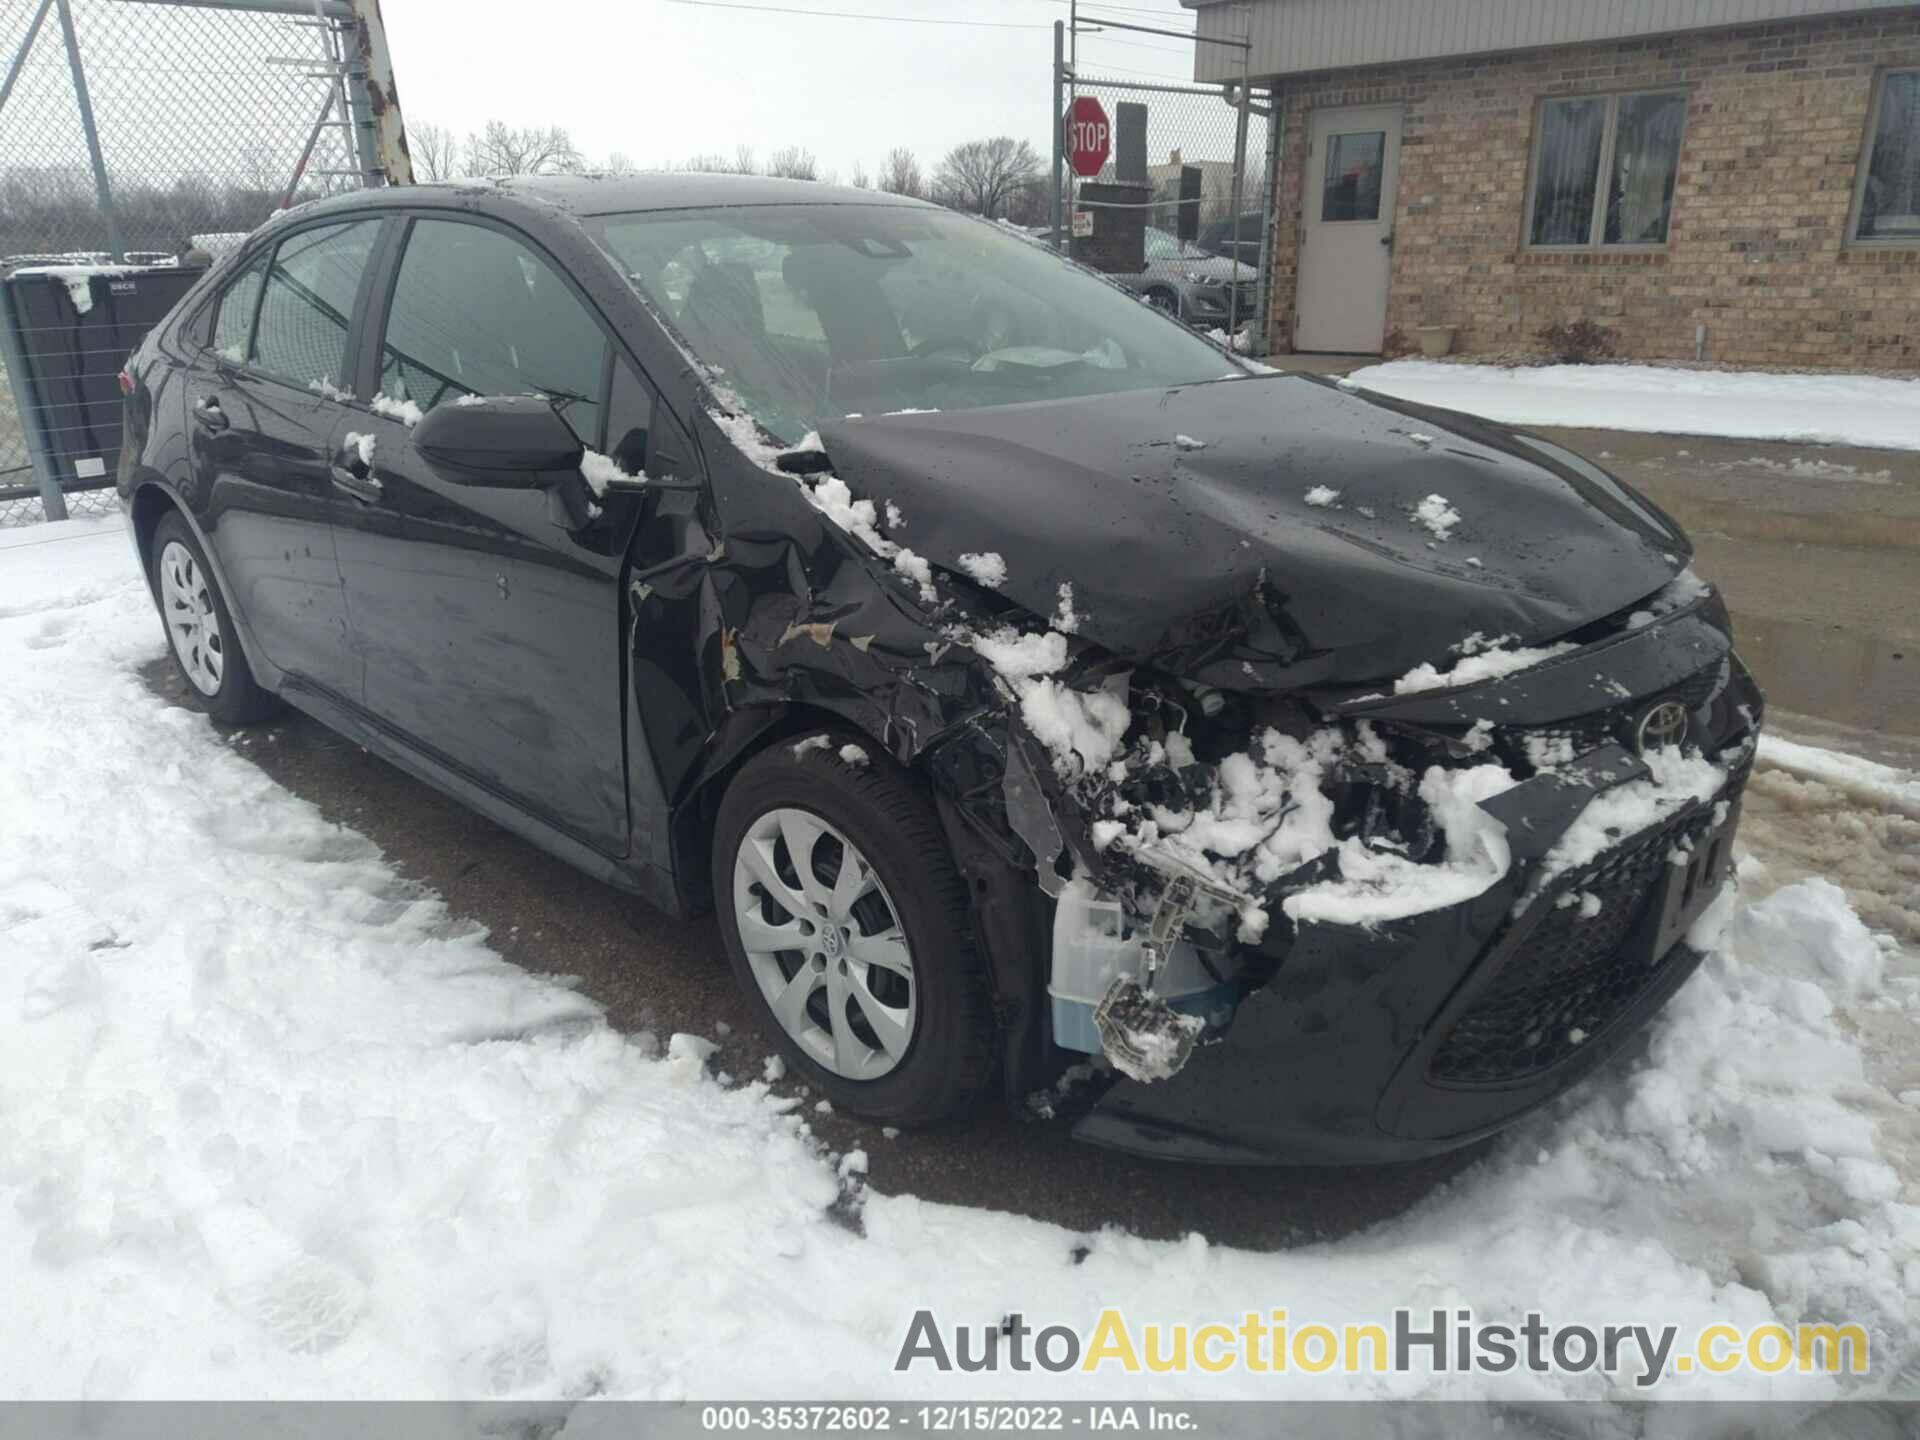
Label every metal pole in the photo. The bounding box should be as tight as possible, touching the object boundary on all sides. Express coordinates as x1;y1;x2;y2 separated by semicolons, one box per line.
1066;0;1078;254
346;0;412;185
0;282;68;523
53;0;122;262
0;0;54;122
1050;20;1064;252
1224;4;1252;340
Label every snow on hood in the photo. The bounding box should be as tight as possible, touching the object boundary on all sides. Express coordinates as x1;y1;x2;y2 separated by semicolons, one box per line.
814;375;1689;690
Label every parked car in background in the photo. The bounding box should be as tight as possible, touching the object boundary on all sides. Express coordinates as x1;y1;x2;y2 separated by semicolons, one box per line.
120;174;1761;1165
1195;210;1265;267
1113;225;1259;330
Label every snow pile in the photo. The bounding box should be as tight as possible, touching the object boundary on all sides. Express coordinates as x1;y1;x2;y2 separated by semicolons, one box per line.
956;552;1007;588
1283;763;1518;928
0;521;1913;1401
707;403;938;608
1393;630;1581;695
578;449;644;497
369;393;425;427
1412;493;1461;541
342;432;375;468
1344;360;1920;452
1303;485;1341;507
1759;735;1920;817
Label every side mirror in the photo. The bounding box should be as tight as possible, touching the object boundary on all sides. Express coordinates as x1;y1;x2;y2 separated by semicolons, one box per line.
413;394;584;486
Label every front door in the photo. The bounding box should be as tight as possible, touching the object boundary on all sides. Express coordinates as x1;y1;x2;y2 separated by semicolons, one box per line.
1295;105;1402;354
327;214;634;856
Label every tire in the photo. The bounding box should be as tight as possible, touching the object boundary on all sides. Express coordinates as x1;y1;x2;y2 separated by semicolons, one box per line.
149;510;280;725
1146;287;1181;317
713;734;997;1126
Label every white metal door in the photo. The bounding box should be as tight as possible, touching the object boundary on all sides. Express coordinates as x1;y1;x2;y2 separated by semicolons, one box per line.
1295;105;1403;354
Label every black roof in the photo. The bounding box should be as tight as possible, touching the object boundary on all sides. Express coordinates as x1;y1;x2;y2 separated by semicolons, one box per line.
286;170;935;225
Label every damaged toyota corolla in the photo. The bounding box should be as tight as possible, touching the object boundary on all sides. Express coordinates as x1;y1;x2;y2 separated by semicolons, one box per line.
122;176;1762;1163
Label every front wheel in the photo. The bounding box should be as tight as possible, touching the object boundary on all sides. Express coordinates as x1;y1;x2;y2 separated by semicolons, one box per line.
1145;287;1181;317
149;510;280;724
713;736;997;1126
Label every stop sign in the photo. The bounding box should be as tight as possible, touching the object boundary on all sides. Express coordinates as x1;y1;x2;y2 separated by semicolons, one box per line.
1065;96;1110;178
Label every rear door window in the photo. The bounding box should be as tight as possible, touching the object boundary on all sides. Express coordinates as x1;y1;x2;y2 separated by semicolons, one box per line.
250;219;380;389
376;218;608;445
210;253;268;363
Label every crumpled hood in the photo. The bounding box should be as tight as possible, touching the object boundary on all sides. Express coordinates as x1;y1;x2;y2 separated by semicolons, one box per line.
814;374;1690;691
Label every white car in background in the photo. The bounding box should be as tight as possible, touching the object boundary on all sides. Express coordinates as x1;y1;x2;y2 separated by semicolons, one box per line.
1114;225;1259;329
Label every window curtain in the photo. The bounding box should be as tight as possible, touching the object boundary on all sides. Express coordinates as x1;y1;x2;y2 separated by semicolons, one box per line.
1861;72;1920;238
1606;93;1686;244
1530;99;1605;245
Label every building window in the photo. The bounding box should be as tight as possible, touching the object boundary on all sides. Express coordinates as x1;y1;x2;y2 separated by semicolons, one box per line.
1527;91;1686;248
1854;71;1920;243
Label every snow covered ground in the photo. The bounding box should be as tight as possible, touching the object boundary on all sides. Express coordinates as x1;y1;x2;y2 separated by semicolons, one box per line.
1342;362;1920;452
2;517;1917;1405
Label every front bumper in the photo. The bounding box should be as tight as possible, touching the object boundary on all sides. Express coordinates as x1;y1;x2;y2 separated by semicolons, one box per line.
1072;666;1762;1166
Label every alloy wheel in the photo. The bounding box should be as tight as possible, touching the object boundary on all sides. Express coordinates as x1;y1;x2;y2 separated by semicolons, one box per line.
731;805;916;1080
159;540;224;696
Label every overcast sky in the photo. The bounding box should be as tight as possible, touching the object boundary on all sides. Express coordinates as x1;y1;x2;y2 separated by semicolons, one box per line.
381;0;1209;180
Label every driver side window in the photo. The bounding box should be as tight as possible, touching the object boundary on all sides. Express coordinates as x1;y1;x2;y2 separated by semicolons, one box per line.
379;218;607;445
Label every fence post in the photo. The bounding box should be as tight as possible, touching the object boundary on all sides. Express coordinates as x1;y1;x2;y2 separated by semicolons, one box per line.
347;0;413;186
53;0;122;262
1225;6;1253;339
0;282;68;522
1050;21;1065;250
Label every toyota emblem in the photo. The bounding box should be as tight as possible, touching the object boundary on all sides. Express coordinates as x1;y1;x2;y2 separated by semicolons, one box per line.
1634;700;1691;754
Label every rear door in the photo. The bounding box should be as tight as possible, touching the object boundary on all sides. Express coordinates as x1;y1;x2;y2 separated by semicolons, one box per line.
179;217;382;701
326;214;639;855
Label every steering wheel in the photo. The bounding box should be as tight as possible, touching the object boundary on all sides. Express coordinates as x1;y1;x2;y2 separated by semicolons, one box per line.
908;335;982;360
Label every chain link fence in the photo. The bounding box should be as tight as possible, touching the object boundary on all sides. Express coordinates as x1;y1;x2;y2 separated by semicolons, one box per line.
0;0;388;526
1054;67;1276;350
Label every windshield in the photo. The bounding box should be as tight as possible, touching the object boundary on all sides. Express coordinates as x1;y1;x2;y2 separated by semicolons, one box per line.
585;203;1241;443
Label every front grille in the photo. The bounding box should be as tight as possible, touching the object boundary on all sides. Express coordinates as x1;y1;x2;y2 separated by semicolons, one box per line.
1508;659;1729;765
1427;788;1734;1087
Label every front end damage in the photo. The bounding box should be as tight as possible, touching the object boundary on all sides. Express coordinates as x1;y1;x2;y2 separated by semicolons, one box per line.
683;385;1764;1162
978;592;1763;1163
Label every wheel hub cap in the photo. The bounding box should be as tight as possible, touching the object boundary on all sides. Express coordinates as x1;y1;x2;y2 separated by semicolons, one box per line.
158;540;224;697
731;806;916;1081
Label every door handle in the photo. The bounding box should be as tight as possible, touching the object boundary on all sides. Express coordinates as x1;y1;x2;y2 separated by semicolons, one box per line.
193;397;229;433
330;463;383;502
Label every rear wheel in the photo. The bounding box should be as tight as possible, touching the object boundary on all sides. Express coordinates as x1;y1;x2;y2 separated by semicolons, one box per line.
150;511;279;724
1146;287;1181;317
713;736;996;1125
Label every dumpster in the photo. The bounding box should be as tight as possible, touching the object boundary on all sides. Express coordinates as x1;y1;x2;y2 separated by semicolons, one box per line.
1;261;206;511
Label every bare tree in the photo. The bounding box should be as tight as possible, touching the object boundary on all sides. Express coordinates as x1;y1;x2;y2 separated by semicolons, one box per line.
933;137;1044;220
408;122;462;182
734;144;759;176
683;152;733;174
765;145;818;181
465;120;582;176
878;146;923;199
848;162;871;190
602;151;638;177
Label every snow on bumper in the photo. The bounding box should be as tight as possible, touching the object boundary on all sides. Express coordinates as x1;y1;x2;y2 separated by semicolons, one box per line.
1074;733;1756;1163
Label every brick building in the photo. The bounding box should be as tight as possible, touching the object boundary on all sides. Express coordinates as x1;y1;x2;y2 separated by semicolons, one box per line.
1185;0;1920;368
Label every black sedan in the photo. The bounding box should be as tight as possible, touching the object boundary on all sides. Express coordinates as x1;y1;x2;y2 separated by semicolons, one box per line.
117;174;1762;1163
